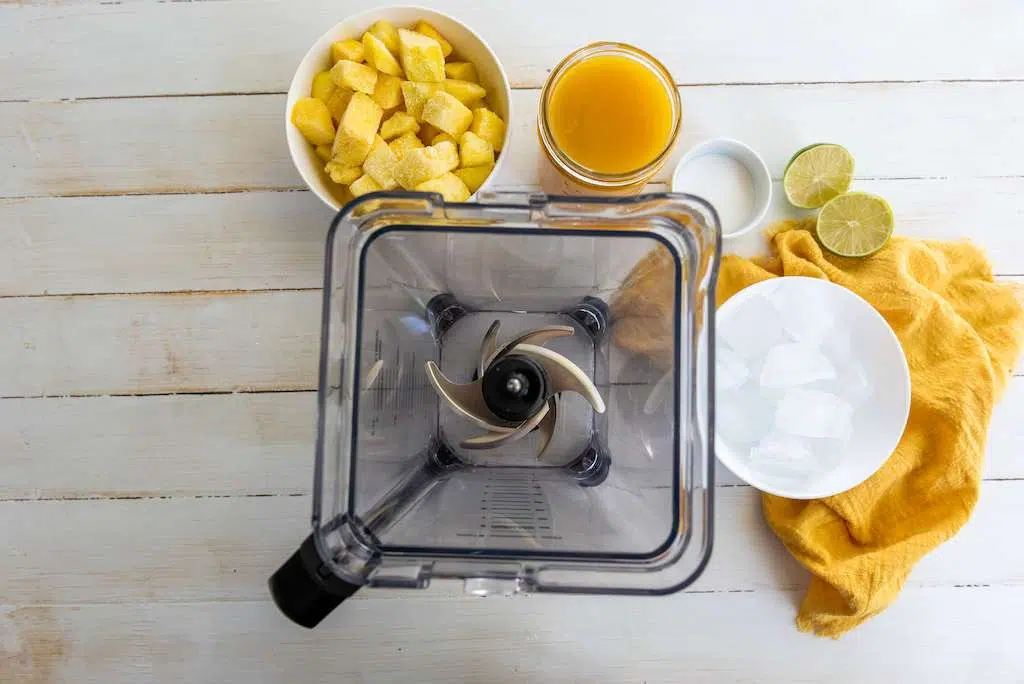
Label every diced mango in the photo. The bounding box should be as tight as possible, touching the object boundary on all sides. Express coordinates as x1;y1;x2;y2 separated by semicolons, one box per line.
400;81;442;119
416;172;470;202
443;79;487;107
330;59;378;95
380;111;420;141
362;136;400;190
431;132;455;145
332;92;383;166
414;21;453;57
397;28;445;82
324;87;353;122
431;140;460;171
372;73;403;110
349;173;383;197
368;20;400;54
418;122;441;144
388;131;424;159
422;91;473;137
315;144;333;162
394;144;458;189
362;32;403;77
325;161;362;185
291;97;336;146
459;131;494;168
470;107;506;151
444;62;478;83
331;39;364;64
453;163;494;194
311;71;335;103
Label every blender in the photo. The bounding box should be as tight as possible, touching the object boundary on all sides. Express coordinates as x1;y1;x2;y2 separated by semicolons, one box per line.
270;192;720;628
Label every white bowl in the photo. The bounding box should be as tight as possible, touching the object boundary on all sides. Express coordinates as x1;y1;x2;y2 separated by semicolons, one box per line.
285;6;512;211
671;138;772;239
714;277;911;499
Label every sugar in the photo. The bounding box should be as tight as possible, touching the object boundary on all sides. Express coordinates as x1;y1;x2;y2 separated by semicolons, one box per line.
673;153;755;236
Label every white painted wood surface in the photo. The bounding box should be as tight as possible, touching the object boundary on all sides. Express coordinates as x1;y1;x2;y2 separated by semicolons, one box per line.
1;0;1022;681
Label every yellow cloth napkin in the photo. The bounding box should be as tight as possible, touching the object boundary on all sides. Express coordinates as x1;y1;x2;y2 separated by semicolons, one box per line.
718;219;1024;637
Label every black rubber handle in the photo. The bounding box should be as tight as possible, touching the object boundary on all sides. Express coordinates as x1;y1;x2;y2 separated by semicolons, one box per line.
269;533;361;629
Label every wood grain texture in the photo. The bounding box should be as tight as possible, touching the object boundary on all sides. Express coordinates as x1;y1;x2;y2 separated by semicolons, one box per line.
2;0;1023;100
4;83;1024;199
1;588;1022;683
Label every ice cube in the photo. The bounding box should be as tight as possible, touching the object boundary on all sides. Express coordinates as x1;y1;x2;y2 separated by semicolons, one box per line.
716;344;749;392
775;388;853;440
835;361;873;407
769;283;835;346
750;432;819;474
717;387;775;446
718;295;786;359
759;343;836;389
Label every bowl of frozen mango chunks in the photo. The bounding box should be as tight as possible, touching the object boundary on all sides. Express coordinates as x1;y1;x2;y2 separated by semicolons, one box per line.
287;7;511;210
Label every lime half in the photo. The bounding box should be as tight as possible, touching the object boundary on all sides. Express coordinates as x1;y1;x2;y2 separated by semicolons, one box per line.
783;143;855;209
816;191;894;257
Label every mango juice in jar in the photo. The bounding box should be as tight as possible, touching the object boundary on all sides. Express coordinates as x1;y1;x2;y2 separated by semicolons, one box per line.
538;43;681;195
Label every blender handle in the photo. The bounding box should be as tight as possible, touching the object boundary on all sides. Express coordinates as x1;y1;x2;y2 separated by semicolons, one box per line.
269;533;361;628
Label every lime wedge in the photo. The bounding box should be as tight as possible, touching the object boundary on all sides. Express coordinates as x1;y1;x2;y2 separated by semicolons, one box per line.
816;192;894;257
783;144;855;209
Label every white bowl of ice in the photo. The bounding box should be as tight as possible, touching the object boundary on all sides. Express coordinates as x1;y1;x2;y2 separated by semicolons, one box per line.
714;276;911;499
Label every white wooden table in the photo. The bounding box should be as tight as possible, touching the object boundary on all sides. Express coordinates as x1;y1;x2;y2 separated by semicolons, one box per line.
2;1;1023;681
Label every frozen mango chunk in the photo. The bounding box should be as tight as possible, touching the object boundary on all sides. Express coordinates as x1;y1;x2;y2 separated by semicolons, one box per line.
331;39;364;64
324;87;353;122
400;81;442;120
380;111;420;141
459;131;494;168
470;107;506;151
368;20;400;54
311;71;335;103
431;132;455;145
431;140;459;170
315;144;333;162
397;28;445;83
414;21;453;57
291;97;336;146
422;91;473;137
362;32;403;77
330;59;377;95
349;173;383;198
416;172;470;202
443;80;486;107
331;91;383;166
394;144;459;189
388;130;424;159
444;62;478;83
362;136;400;190
325;161;362;185
453;163;494;194
372;73;403;110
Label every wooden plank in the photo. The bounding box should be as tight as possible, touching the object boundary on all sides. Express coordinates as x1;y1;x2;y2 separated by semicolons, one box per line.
2;588;1023;683
0;291;321;397
4;83;1024;198
3;177;1023;299
3;480;1023;606
2;0;1023;100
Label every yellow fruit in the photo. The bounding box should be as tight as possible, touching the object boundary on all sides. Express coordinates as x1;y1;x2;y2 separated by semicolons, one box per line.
388;131;424;159
311;71;335;103
443;79;486;107
422;91;473;137
324;87;353;122
380;111;420;141
459;130;494;168
416;172;470;202
362;136;400;190
368;20;401;54
349;173;383;198
362;32;403;77
325;161;362;185
291;97;336;146
394;144;458;189
331;39;364;63
315;144;333;162
397;28;445;82
444;62;478;83
431;140;460;170
400;81;442;120
453;163;494;194
470;107;506;151
330;59;377;95
431;132;456;145
418;122;441;144
331;92;383;166
372;73;403;110
414;21;453;57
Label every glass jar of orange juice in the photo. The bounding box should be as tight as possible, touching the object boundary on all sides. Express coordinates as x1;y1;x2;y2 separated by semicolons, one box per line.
538;42;682;195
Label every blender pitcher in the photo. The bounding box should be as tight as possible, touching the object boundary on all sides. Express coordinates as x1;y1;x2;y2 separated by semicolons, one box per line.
270;192;720;628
